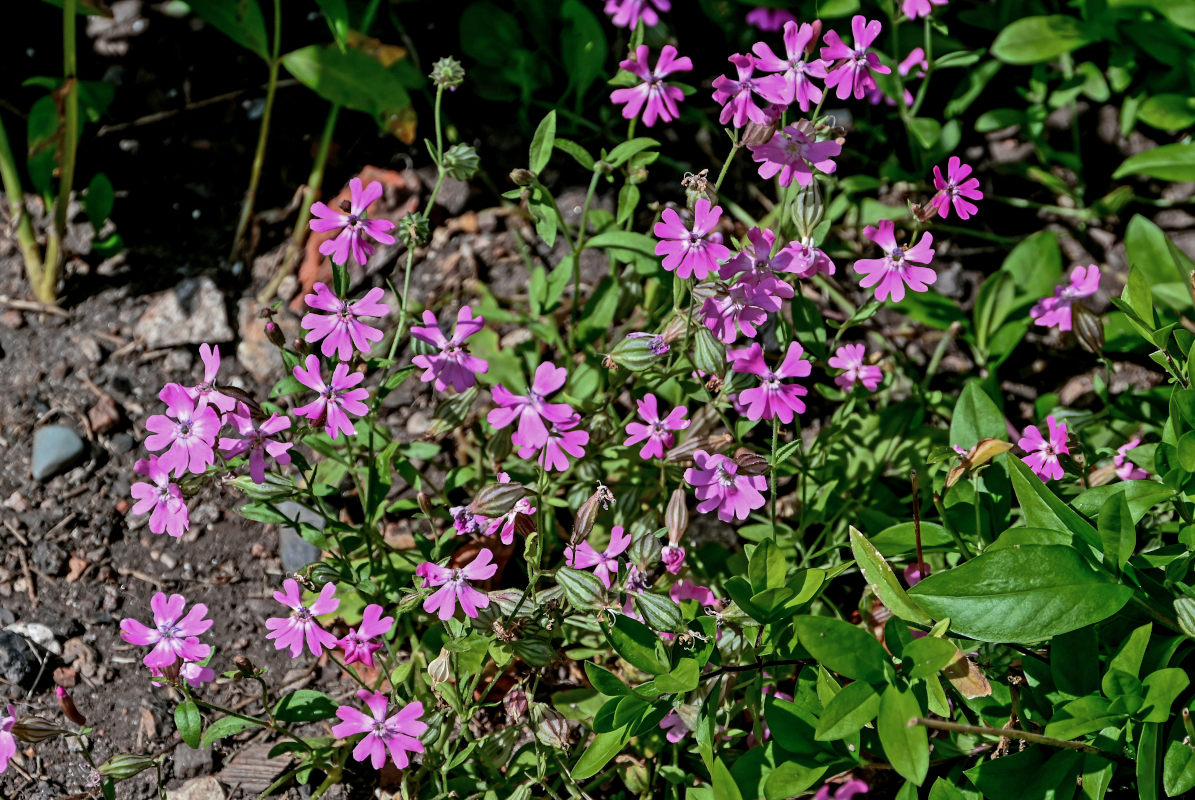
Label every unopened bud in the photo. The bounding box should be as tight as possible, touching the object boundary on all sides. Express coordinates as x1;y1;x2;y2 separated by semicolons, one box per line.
533;705;571;750
807;21;823;54
629;530;663;569
571;483;616;545
233;656;257;678
303;560;341;588
692;326;726;379
609;334;666;372
741;104;784;147
911;200;939;224
56;686;86;726
98;753;158;781
12;716;70;743
265;320;286;348
486;425;514;463
734;448;771;476
417;491;433;517
504;688;528;721
510;168;535;187
429;56;466;90
665;487;688;545
471;482;530;518
1071;303;1104;354
793;178;825;240
666;433;734;463
428;648;452;687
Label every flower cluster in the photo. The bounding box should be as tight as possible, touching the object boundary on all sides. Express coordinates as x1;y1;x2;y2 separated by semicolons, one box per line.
489;362;589;473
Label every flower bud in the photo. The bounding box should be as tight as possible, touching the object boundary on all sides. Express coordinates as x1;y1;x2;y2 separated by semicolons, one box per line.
665;488;688;545
472;482;530;518
629;530;663;569
661;545;686;574
734;448;771;476
12;716;70;743
512;637;555;666
428;648;452;687
666;433;734;463
681;169;716;211
1071;303;1104;354
533;705;571;750
428;56;466;91
608;334;665;372
56;686;86;726
945;438;1012;488
741;104;785;147
692;326;726;379
486;425;514;463
903;561;931;587
417;491;433;517
98;753;158;781
264;320;286;349
504;688;528;721
441;143;480;181
792;178;824;241
509;168;536;187
233;656;257;678
303;561;341;589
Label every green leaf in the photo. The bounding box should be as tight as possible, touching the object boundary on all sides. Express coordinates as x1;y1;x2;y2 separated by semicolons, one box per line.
1008;456;1102;552
313;0;350;49
814;680;881;741
796;616;888;683
185;0;269;59
951;381;1006;447
908;117;941;149
559;0;606;100
584;230;657;258
869;522;955;555
1163;714;1195;796
1001;230;1061;299
83;172;114;229
1114;143;1195;183
1073;481;1175;524
902;636;958;679
554;138;595;171
175;700;201;749
200;714;264;748
529;111;556;174
713;757;744;800
606;137;659;167
1141;721;1162;800
1098;493;1136;572
849;527;931;625
281;45;413;138
1138;94;1195;132
605;614;669;675
991;16;1093;65
748;539;787;594
908;545;1133;643
273;690;338;722
1139;669;1190;723
878;685;929;785
584;662;630;697
655;660;700;694
571;727;629;780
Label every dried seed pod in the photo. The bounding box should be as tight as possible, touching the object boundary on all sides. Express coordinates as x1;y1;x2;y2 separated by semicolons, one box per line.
1071;303;1104;355
665;487;689;545
666;433;734;464
428;648;452;687
12;716;70;743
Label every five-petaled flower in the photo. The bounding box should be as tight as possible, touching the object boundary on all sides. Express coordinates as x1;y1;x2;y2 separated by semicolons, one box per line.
218;404;293;484
411;306;489;392
729;341;812;423
749;122;842;188
902;0;948;19
685;450;767;522
1029;265;1100;332
610;45;693;127
302;283;389;361
654;197;732;280
309;178;396;267
566;525;632;588
828;344;883;392
624;393;691;459
603;0;670;28
853;219;936;302
130;456;189;537
753;21;828;111
712;54;770;128
821;15;891;100
519;414;589;472
145;383;221;477
120;592;212;669
489;362;576;451
293;355;370;439
338;604;394;668
331;690;427;770
417;548;498;620
1115;438;1149;481
189;343;236;412
1018;416;1069;481
930;157;983;221
266;579;341;658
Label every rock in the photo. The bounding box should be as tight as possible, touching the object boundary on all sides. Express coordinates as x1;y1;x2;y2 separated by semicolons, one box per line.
87;394;122;433
0;630;38;691
167;776;225;800
7;622;60;655
135;276;233;349
32;425;86;481
0;310;23;329
3;491;28;513
173;744;214;780
276;502;324;573
31;541;67;576
111;432;136;453
236;298;283;383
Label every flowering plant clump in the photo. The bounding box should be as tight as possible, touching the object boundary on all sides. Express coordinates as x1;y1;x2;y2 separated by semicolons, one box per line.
16;2;1195;798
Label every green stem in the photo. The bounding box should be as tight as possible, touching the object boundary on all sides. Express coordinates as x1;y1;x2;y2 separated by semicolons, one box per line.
0;114;45;294
920;320;961;391
713;135;740;193
909;16;935;118
569;169;601;351
769;416;779;535
42;0;79;303
230;0;282;259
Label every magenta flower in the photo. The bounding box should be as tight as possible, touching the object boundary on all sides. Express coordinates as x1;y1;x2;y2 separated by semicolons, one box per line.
780;240;836;278
265;579;340;658
828;344;883;392
653;198;732;280
754;21;829;111
661;544;686;574
702;282;777;344
712;53;772;128
131;456;189;538
930;156;983;221
1030;265;1100;332
451;505;490;537
566;525;631;588
309;178;396;267
749;123;842;187
853;219;936;302
150;661;216;688
660;709;693;742
603;0;670;28
815;779;870;800
685;450;767;522
670;579;717;606
302;283;388;361
332;690;426;770
903;0;947;19
821;15;891;100
0;706;16;774
488;361;575;451
119;592;212;669
411;306;489;392
218;405;293;484
293;355;370;439
746;6;797;31
720;227;800;295
519;414;589;472
144;383;221;477
624;393;690;459
729;341;812;423
485;495;537;545
1115;439;1149;481
1018;416;1069;482
610;45;692;127
189;343;236;412
417;548;497;620
866;47;924;106
337;604;393;668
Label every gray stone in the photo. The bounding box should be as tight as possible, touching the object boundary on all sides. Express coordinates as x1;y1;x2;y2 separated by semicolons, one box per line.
0;630;38;690
167;776;225;800
135;276;233;349
31;541;67;576
111;432;136;453
32;425;86;481
276;502;324;573
173;744;214;780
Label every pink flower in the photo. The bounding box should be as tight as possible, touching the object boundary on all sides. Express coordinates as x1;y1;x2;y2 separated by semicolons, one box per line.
815;778;870;800
669;579;717;606
624;393;690;459
1029;265;1100;332
902;0;947;19
301;283;389;361
729;341;812;423
451;505;491;536
566;525;632;588
332;690;426;770
188;343;236;412
520;414;589;472
309;178;396;267
338;604;394;668
1115;438;1149;481
218;404;293;484
144;383;221;477
749;123;841;187
720;227;800;295
417;548;497;620
930;156;983;220
754;22;829;111
661;545;686;574
485;495;537;545
131;456;189;538
685;450;767;522
653;198;731;280
828;344;882;391
610;45;692;127
488;362;575;451
150;661;216;688
1018;416;1069;482
0;706;16;774
712;54;770;128
293;355;370;439
660;709;692;742
853;219;936;302
265;580;341;658
780;240;836;278
746;6;797;31
119;592;212;669
411;306;489;392
701;282;777;343
866;47;924;106
603;0;670;28
821;15;891;100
